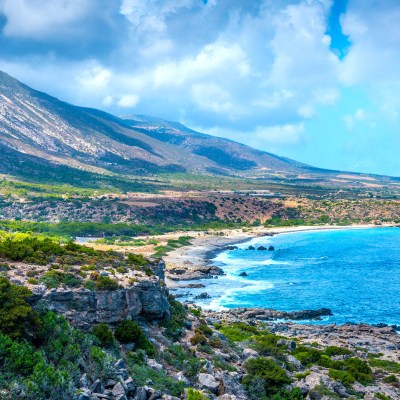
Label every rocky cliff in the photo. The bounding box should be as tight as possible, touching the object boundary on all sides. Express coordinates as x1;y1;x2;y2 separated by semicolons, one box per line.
31;281;169;331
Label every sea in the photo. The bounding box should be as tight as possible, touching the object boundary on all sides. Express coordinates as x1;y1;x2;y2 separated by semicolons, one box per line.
180;227;400;326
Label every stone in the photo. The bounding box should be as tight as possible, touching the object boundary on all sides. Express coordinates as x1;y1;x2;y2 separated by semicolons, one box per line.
147;359;163;371
194;292;211;300
286;354;304;370
134;387;147;400
247;246;255;250
242;348;259;359
217;395;239;400
105;379;117;388
277;339;296;351
112;382;126;397
238;272;248;277
123;377;136;394
148;391;162;400
91;379;104;394
79;373;89;388
115;358;126;369
268;246;275;251
257;246;267;250
217;372;247;399
198;373;219;392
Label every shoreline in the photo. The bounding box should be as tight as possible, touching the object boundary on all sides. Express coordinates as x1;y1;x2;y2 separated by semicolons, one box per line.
164;223;389;281
164;223;398;325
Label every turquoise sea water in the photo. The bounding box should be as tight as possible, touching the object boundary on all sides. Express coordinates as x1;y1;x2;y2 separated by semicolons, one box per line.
189;228;400;325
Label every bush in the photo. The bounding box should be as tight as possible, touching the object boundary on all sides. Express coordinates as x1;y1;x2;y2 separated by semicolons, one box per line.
187;388;208;400
92;323;114;348
215;322;258;342
161;297;187;341
243;357;291;398
114;321;155;355
95;275;119;291
329;369;355;386
39;270;81;289
0;277;39;340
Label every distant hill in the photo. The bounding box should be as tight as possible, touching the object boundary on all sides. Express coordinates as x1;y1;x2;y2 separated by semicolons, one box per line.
0;70;396;188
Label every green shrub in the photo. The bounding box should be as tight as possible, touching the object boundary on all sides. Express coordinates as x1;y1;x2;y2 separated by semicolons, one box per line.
187;388;208;400
268;388;304;400
324;346;352;356
0;277;39;340
162;344;203;378
160;297;187;341
114;321;155;355
344;358;372;385
329;369;355;386
369;358;400;374
189;308;201;317
127;363;185;396
375;393;391;400
127;253;148;266
95;275;119;291
383;374;398;384
39;270;81;289
293;346;323;365
243;357;291;398
216;322;258;342
83;280;96;291
197;323;213;336
92;323;114;348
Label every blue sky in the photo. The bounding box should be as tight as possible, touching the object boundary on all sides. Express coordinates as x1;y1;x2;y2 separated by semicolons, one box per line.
0;0;399;176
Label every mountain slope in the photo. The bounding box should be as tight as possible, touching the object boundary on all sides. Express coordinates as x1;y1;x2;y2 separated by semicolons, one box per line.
0;70;396;188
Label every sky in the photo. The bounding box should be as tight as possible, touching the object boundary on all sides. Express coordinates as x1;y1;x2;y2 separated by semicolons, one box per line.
0;0;399;176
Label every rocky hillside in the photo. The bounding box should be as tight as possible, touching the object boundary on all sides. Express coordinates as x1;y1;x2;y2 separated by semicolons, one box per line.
1;70;396;188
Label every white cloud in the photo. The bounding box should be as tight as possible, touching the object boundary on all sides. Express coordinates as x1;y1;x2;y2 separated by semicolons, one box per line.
0;0;95;39
117;94;139;108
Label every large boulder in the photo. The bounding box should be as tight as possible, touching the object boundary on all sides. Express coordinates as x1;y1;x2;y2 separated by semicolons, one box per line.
198;373;219;392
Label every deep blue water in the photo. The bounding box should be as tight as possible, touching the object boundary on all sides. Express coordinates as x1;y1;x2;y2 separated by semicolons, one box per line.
198;228;400;325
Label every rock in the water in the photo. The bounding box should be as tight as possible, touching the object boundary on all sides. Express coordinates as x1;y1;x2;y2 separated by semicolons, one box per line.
198;373;219;392
268;246;275;251
247;245;255;250
239;272;248;277
194;292;211;300
226;246;238;250
257;246;267;250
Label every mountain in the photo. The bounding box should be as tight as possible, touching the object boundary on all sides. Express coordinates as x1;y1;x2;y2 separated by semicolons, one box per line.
0;70;396;188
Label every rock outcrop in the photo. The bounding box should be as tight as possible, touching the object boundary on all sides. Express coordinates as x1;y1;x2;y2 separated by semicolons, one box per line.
32;281;170;331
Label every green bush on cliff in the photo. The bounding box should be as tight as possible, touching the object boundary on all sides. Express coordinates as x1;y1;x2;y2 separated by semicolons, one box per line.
95;275;119;291
0;277;40;340
92;323;114;348
114;320;156;355
161;296;187;341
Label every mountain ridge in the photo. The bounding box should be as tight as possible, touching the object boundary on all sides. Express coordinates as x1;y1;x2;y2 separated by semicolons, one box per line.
0;70;397;189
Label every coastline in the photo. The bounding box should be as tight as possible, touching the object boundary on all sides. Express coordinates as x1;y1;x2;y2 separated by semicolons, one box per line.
164;223;387;284
164;223;399;325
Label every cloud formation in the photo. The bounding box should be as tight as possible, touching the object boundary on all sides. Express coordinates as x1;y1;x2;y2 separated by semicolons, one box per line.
0;0;399;175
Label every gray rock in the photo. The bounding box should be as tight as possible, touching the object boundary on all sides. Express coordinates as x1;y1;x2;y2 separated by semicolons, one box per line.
242;348;259;360
79;373;89;388
147;359;163;371
91;379;104;394
115;359;126;369
286;354;304;370
277;339;296;351
112;382;126;397
134;387;147;400
217;372;247;399
198;373;219;393
123;377;136;394
38;282;169;330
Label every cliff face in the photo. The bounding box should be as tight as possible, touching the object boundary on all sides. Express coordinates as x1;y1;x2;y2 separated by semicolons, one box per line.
31;281;170;331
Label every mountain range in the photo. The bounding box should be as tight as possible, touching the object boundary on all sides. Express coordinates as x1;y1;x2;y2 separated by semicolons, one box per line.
0;70;397;189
